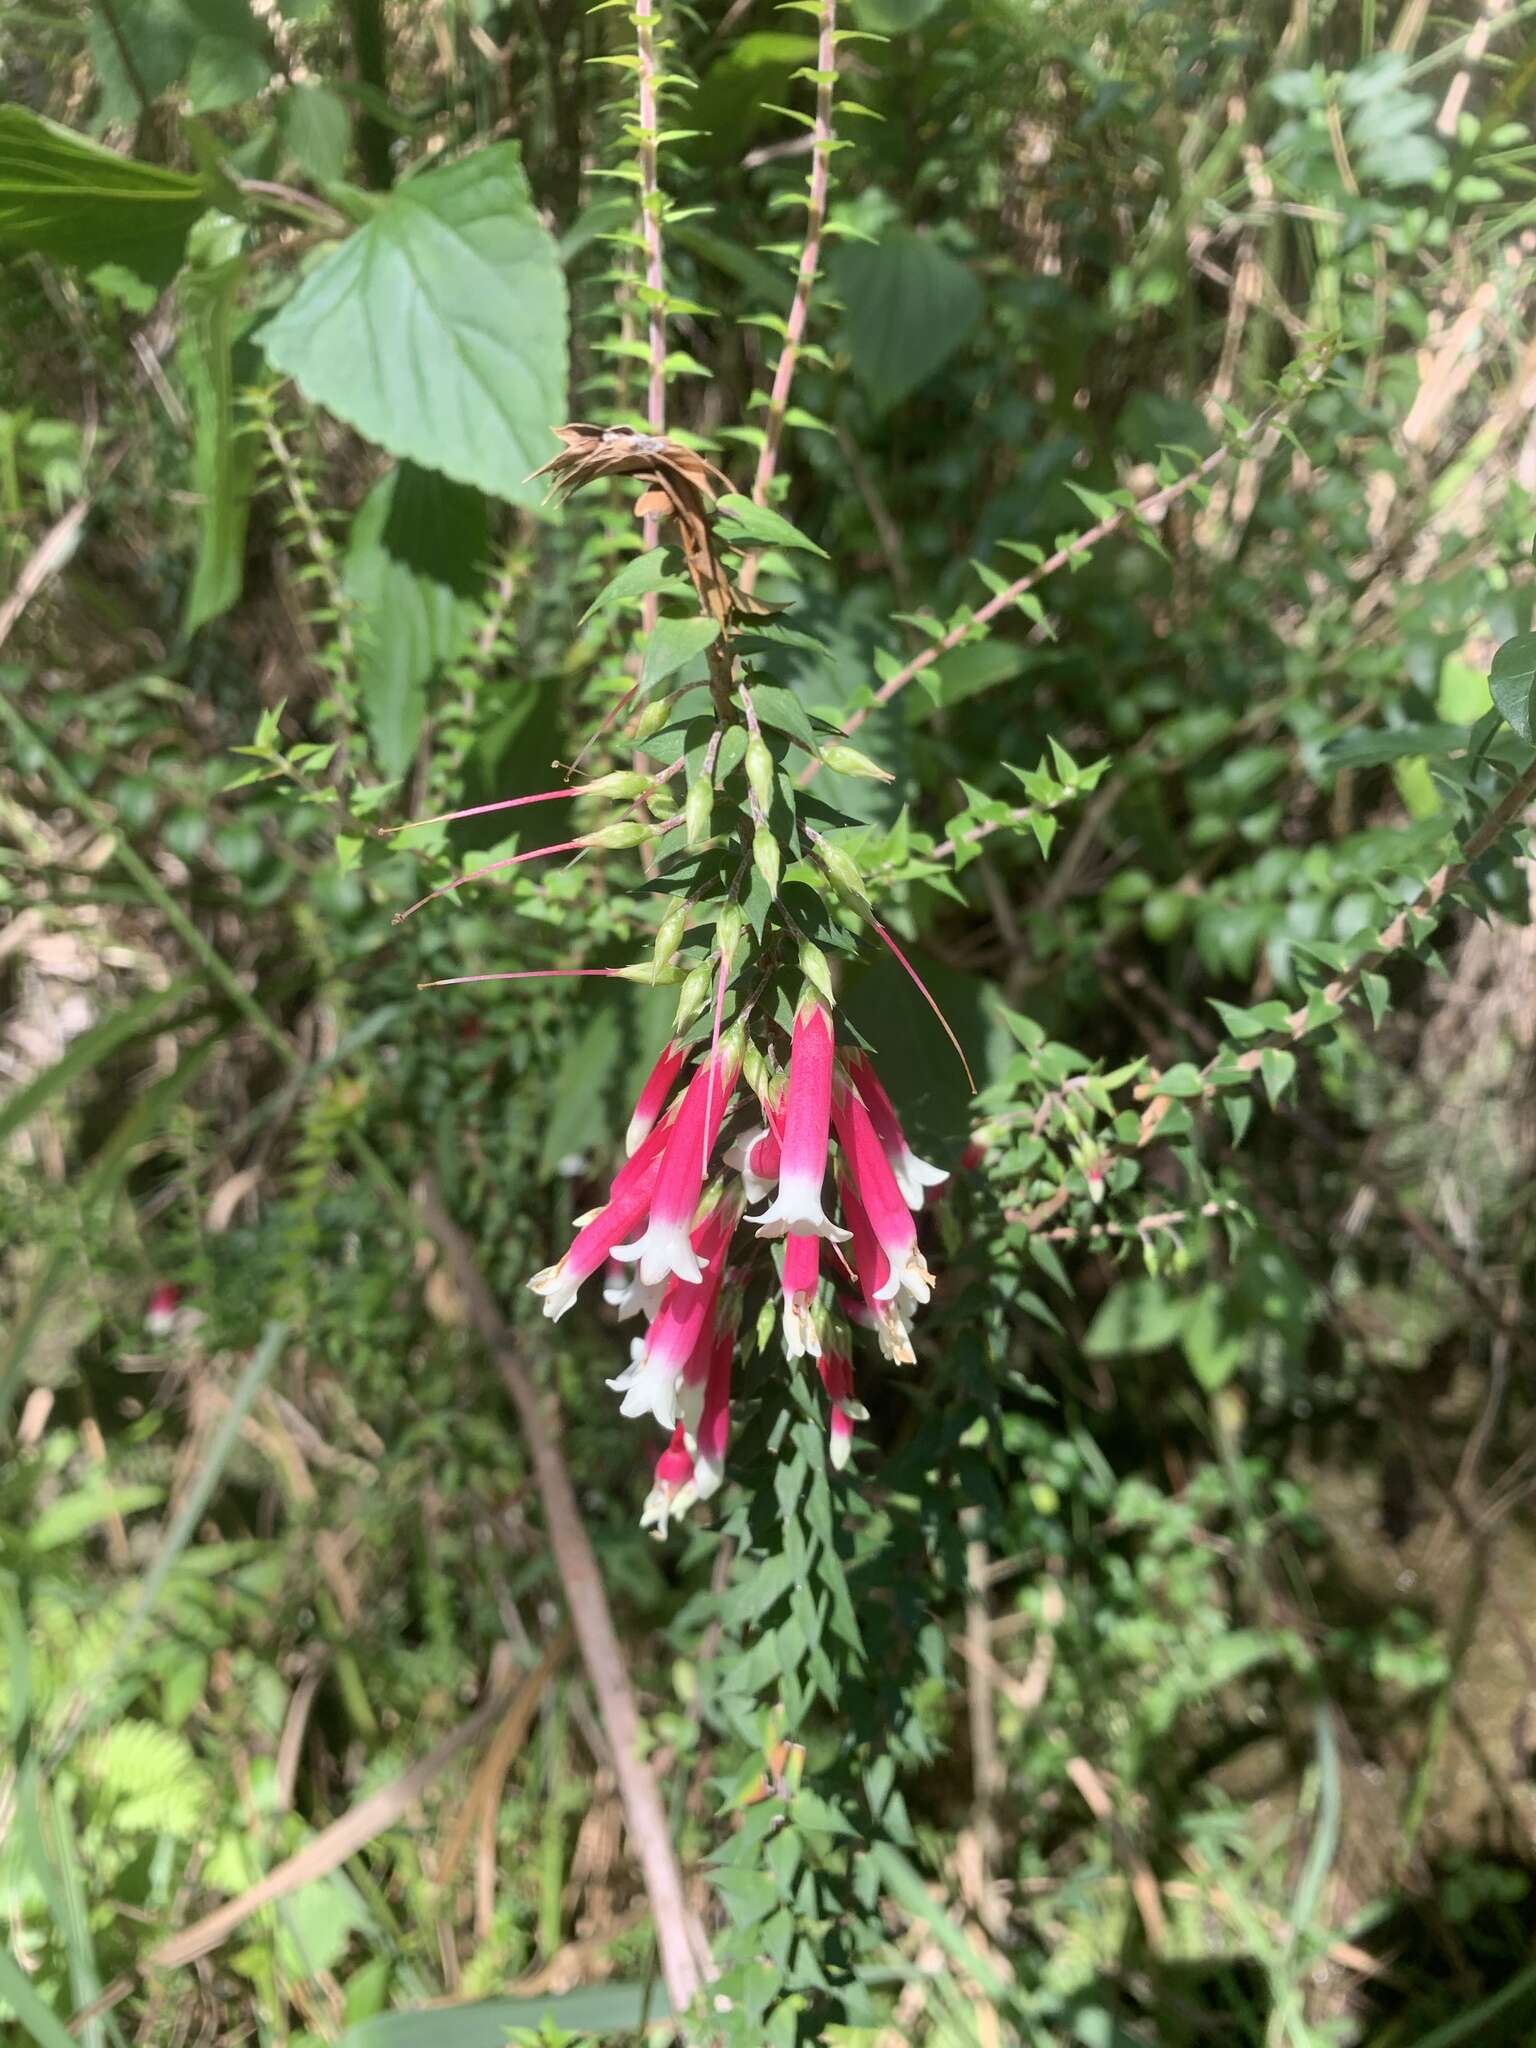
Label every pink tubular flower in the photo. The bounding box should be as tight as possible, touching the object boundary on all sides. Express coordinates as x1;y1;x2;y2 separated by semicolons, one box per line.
640;1425;698;1538
625;1039;688;1157
817;1330;868;1472
838;1168;915;1366
690;1290;739;1500
528;1153;661;1321
781;1232;821;1360
613;1036;741;1286
608;1190;740;1428
847;1052;948;1210
145;1283;182;1337
724;1124;780;1205
831;1079;933;1305
751;997;849;1243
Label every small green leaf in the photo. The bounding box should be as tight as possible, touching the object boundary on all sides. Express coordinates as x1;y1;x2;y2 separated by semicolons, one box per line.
716;492;828;557
1084;1277;1188;1358
748;682;818;752
640;616;720;691
279;84;352;184
579;548;688;625
1260;1046;1297;1107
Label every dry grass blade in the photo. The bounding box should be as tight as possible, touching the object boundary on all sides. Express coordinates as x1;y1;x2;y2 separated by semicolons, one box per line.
147;1635;566;1973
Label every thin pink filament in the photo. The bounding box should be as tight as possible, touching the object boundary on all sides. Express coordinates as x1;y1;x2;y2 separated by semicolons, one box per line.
394;838;586;924
703;940;730;1174
869;916;976;1093
417;967;621;991
379;786;579;834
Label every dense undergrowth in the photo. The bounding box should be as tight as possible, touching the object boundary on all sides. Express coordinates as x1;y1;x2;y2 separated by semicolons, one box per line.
3;1;1536;2043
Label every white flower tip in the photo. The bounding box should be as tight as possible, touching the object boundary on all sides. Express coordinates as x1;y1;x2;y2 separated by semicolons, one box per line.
640;1477;697;1538
612;1224;703;1289
527;1265;577;1321
752;1191;850;1245
606;1352;680;1430
829;1423;853;1470
692;1450;725;1500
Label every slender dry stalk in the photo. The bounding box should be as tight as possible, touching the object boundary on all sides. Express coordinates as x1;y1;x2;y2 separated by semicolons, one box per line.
416;1176;712;2016
742;0;837;581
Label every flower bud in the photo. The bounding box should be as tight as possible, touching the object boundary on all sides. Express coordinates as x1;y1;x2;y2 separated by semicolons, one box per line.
615;960;686;984
720;909;749;978
673;959;712;1032
645;787;678;820
581;820;656;851
651;898;689;979
753;825;781;897
685;772;714;848
814;839;869;909
582;769;652;800
742;1039;771;1104
716;901;746;968
799;939;835;1007
817;742;893;783
745;732;776;816
632;698;671;745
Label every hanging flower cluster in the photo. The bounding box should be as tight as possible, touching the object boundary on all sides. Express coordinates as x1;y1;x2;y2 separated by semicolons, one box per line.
404;423;963;1535
527;992;946;1533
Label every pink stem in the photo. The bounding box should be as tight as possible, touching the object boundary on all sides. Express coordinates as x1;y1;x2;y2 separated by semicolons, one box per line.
394;837;587;925
381;787;579;834
703;937;731;1174
801;389;1308;783
869;914;976;1094
741;0;837;596
417;967;623;992
636;0;666;634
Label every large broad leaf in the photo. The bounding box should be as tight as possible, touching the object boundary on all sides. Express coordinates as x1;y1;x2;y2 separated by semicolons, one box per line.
343;463;489;777
179;216;257;632
87;0;272;123
0;106;210;287
337;1983;672;2046
832;228;983;413
261;144;568;507
1489;632;1536;744
689;33;818;162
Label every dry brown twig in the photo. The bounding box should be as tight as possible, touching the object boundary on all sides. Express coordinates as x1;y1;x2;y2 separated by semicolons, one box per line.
416;1174;713;2014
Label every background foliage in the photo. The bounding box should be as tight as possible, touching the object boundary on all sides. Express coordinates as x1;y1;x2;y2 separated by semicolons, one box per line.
3;1;1536;2043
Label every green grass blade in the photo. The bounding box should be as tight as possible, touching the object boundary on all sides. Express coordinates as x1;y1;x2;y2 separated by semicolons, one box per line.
0;978;200;1150
0;1936;80;2048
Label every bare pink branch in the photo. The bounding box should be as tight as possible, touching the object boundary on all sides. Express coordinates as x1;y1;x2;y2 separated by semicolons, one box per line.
636;0;667;632
741;0;837;595
802;382;1324;784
